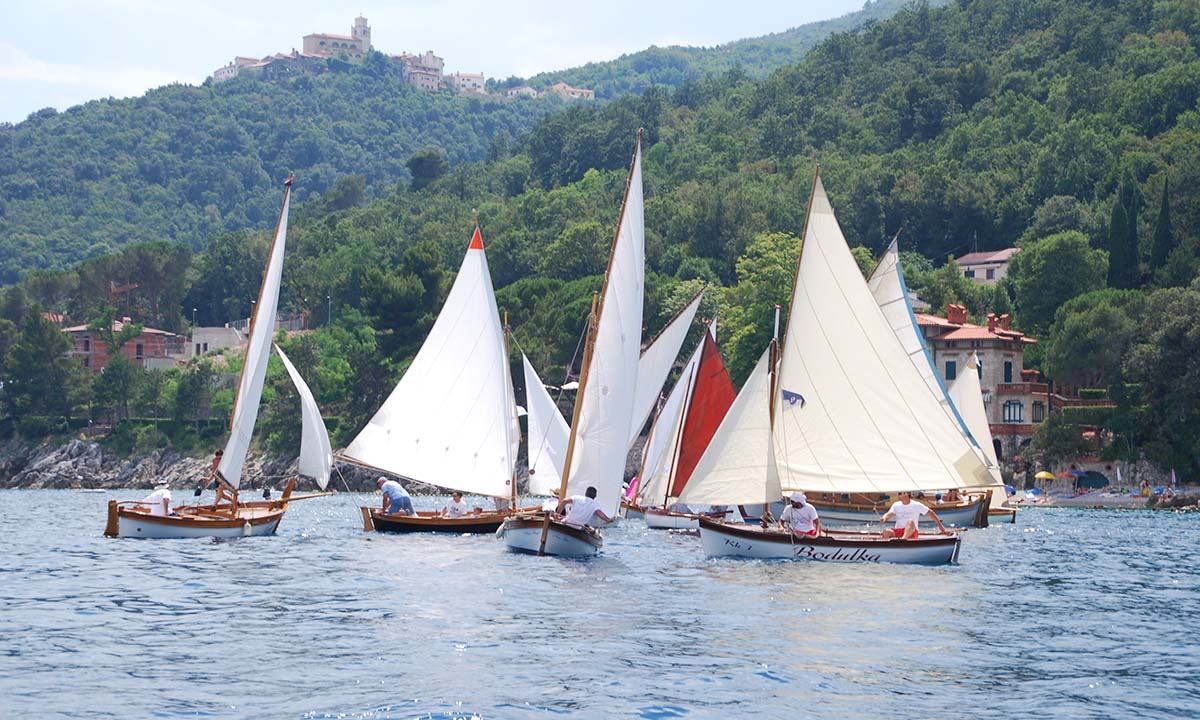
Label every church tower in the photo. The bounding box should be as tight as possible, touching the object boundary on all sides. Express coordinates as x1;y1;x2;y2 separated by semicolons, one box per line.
352;16;371;53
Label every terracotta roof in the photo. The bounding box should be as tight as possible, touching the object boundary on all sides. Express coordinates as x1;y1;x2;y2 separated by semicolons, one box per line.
955;248;1019;265
916;312;1037;344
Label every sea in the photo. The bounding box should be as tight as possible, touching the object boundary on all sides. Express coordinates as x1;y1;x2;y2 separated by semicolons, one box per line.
1;490;1196;719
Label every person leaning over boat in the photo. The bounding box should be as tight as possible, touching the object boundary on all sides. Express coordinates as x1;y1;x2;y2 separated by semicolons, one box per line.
377;477;415;516
441;491;470;518
139;483;174;517
880;491;947;539
778;492;820;537
558;486;612;528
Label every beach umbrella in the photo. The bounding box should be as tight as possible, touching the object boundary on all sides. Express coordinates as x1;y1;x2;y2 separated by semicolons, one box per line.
1035;471;1055;480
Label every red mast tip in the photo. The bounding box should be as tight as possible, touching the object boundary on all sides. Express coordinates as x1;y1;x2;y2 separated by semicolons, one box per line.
468;225;484;250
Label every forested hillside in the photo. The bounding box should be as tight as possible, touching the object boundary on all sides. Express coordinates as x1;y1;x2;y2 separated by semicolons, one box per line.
4;0;1200;477
522;0;948;97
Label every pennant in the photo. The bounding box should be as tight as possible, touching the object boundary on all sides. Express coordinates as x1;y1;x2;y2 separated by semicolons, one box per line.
782;389;806;408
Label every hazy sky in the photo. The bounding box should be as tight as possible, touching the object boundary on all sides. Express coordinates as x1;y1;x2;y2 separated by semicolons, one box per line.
0;0;868;124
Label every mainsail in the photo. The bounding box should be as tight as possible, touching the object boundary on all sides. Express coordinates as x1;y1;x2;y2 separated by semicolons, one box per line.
677;347;781;506
274;345;332;490
218;179;291;489
773;172;991;494
342;226;519;498
628;290;704;446
523;354;569;496
671;331;737;498
562;137;645;515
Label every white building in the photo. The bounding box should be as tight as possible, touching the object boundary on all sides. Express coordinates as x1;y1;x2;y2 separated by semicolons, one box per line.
505;85;538;98
448;71;486;94
954;248;1020;284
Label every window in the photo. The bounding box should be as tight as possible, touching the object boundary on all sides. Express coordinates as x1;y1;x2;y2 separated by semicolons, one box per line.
1004;360;1013;384
136;343;144;358
945;360;957;381
986;268;996;280
977;359;983;379
1003;400;1024;423
964;269;975;278
203;343;208;352
83;338;91;352
195;343;201;356
1032;401;1045;423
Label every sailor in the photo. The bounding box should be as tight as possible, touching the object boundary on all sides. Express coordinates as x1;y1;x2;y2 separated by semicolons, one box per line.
881;490;947;539
140;483;173;517
778;492;820;537
441;491;469;518
558;486;612;528
377;477;415;516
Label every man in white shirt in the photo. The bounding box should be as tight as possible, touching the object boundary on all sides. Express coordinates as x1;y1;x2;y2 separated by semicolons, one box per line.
140;484;172;516
881;491;947;539
441;491;470;518
778;492;820;537
558;486;612;528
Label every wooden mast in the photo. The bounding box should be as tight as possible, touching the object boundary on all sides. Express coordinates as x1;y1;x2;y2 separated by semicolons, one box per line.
216;173;293;511
502;306;519;512
536;129;643;555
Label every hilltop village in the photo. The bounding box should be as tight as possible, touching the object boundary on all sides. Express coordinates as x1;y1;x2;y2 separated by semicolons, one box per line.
209;15;594;100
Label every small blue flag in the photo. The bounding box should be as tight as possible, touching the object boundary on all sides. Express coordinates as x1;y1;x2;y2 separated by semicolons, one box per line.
782;389;806;408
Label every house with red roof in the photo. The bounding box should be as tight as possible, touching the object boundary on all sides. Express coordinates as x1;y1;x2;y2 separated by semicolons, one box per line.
65;318;186;373
917;304;1042;459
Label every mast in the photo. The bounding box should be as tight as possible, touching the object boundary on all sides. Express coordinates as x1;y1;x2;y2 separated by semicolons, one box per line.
662;361;698;508
503;308;518;512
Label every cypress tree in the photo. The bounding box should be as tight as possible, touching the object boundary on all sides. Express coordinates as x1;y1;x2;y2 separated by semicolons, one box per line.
1150;176;1174;271
1107;177;1139;289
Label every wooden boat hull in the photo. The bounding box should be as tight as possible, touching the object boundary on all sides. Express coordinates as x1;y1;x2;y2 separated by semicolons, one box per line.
644;509;701;530
105;500;284;539
807;493;990;528
498;514;603;557
619;499;645;520
362;507;506;534
989;506;1017;524
698;518;961;565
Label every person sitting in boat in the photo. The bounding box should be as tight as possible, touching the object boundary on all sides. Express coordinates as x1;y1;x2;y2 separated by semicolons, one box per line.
441;491;469;518
139;483;173;517
559;486;612;528
377;477;415;516
881;491;947;539
779;492;820;537
944;488;960;502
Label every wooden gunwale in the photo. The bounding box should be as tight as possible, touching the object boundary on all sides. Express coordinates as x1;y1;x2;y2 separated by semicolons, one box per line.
697;517;960;548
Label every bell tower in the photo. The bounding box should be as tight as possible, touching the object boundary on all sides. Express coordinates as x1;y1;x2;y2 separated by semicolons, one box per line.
352;16;371;52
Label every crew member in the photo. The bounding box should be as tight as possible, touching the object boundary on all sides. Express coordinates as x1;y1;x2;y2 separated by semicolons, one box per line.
881;490;947;539
779;492;820;537
558;486;612;528
377;477;415;516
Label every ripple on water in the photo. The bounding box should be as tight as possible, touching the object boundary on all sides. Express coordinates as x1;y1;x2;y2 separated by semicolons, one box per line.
0;492;1197;719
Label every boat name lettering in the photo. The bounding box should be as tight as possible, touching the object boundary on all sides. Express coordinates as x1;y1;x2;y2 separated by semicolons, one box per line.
793;545;882;562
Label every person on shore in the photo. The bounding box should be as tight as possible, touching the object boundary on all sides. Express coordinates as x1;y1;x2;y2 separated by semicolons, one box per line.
140;483;173;516
779;492;820;537
881;491;947;539
441;491;469;518
558;486;612;528
377;477;415;516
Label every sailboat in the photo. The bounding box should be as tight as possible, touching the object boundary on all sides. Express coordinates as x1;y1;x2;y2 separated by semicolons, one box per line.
105;177;332;539
636;320;737;530
345;225;522;534
948;353;1015;522
691;168;966;564
498;131;647;557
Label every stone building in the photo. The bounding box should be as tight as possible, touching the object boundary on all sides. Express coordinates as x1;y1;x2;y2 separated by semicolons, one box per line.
916;304;1042;460
447;71;486;94
505;85;538;98
303;15;371;61
66;319;186;373
545;81;595;100
396;51;445;91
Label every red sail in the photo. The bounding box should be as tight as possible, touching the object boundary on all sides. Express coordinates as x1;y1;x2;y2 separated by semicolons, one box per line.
671;332;737;498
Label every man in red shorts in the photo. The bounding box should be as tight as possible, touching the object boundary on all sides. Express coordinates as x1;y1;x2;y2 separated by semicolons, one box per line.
778;492;821;537
881;490;948;539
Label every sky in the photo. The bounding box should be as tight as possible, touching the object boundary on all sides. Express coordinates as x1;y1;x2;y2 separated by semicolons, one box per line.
0;0;867;125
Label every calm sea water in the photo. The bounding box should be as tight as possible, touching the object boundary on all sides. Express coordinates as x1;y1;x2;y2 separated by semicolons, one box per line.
1;490;1196;719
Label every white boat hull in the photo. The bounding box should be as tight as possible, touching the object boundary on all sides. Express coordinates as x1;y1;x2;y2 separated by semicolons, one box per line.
499;515;602;557
698;519;960;565
106;500;287;539
644;511;700;530
113;512;282;539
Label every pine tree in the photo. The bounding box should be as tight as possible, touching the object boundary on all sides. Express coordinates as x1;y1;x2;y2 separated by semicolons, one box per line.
1150;176;1175;271
1106;176;1140;290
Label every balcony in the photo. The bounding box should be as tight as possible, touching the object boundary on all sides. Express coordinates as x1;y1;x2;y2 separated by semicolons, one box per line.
996;382;1048;396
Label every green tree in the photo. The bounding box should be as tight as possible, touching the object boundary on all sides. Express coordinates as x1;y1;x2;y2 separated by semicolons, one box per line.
3;308;80;422
1042;289;1144;387
407;148;449;190
1106;175;1139;290
93;353;143;422
719;231;801;383
1149;176;1175;273
850;246;875;278
1009;232;1108;336
538;220;609;280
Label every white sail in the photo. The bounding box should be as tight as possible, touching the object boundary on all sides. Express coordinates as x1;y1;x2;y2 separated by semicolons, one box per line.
773;173;991;494
565;139;645;515
677;347;781;506
635;325;707;507
274;345;332;490
343;227;519;498
218;182;291;488
628;290;704;447
867;237;977;445
523;355;569;496
948;353;1009;508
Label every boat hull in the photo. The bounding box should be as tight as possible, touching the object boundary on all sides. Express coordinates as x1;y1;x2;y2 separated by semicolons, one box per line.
698;518;960;565
989;506;1017;524
105;500;284;539
362;507;507;534
619;500;645;520
807;493;990;528
644;509;700;530
498;514;602;557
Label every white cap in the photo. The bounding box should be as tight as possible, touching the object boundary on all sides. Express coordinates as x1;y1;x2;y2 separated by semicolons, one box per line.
789;492;806;504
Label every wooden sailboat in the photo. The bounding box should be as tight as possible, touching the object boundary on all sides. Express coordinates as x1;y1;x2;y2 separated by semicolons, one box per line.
344;225;523;534
863;238;1012;525
105;177;332;539
691;168;967;565
636;320;737;530
499;131;647;557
